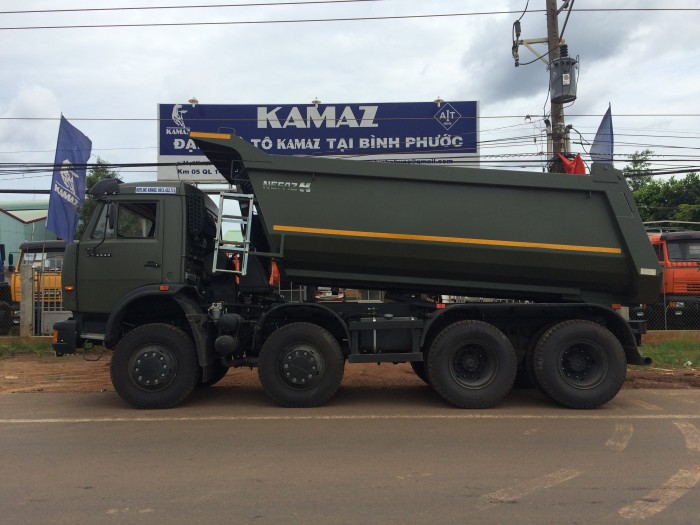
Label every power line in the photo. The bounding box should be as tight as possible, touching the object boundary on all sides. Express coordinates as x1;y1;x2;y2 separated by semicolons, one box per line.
1;113;698;122
2;8;698;31
1;1;388;16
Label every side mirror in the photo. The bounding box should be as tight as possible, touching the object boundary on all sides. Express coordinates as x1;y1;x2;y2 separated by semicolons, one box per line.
8;253;14;267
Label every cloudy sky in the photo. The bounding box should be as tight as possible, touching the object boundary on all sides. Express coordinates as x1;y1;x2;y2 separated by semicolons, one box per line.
1;0;698;196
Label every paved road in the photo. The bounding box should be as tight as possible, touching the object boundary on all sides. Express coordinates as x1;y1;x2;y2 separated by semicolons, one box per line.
2;387;700;524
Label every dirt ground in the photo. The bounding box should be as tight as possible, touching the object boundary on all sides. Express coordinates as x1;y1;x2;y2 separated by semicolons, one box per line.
1;351;699;394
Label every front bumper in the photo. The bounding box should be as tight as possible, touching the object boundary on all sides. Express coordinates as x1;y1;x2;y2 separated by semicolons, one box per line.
52;319;78;356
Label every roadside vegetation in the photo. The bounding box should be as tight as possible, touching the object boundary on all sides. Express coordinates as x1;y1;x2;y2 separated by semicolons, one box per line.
0;339;55;358
638;339;700;369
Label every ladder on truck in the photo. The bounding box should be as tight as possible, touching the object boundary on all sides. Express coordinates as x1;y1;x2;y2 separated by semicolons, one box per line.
212;193;255;276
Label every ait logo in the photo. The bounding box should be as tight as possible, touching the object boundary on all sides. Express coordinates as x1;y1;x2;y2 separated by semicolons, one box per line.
166;104;191;136
434;102;461;131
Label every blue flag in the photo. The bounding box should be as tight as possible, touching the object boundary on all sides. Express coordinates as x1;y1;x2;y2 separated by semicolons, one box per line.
590;104;614;164
46;116;92;241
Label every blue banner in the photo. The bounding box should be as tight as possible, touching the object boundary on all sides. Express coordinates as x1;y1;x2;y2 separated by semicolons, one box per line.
46;116;92;241
158;101;478;158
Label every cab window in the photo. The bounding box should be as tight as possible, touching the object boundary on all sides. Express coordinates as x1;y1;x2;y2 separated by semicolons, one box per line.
90;202;157;240
117;202;157;238
667;240;700;262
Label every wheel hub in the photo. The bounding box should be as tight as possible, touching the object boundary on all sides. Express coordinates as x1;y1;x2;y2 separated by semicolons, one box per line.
129;345;177;391
561;346;594;380
280;345;324;389
451;344;495;388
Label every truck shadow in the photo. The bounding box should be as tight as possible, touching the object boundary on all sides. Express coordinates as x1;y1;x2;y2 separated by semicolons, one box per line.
185;382;552;410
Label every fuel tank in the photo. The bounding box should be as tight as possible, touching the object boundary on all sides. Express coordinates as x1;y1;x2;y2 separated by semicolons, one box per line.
191;132;661;305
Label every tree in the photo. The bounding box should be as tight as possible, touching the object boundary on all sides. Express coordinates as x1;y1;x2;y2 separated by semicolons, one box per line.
623;149;653;191
75;158;118;238
633;172;700;224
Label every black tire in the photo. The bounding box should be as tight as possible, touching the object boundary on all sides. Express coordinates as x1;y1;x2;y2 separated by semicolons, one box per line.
110;323;199;409
514;323;556;389
532;320;626;409
410;361;430;385
426;321;517;408
258;323;345;408
197;360;229;388
0;302;11;336
513;354;537;389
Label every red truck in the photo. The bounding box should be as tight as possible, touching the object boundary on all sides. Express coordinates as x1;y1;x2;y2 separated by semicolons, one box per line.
634;224;700;329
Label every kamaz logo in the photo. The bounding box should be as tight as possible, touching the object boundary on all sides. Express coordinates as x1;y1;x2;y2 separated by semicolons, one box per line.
258;105;379;129
263;181;311;193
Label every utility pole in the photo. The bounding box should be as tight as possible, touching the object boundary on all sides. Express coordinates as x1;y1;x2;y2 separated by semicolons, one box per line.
512;0;579;172
546;0;566;161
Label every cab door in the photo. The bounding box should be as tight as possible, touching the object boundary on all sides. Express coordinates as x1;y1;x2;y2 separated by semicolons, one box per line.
76;199;164;314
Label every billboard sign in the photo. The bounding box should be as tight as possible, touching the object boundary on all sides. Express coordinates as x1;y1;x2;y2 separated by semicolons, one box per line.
157;101;478;182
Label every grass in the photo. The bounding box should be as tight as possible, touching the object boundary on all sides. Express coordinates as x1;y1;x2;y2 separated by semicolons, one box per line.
639;340;700;368
1;337;698;369
0;339;54;358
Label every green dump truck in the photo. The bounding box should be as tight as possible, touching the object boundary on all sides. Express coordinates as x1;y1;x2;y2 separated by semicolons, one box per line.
53;133;662;410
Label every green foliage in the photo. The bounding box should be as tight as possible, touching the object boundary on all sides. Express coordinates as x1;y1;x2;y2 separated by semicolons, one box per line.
623;149;653;191
76;158;119;239
633;172;700;223
624;150;700;223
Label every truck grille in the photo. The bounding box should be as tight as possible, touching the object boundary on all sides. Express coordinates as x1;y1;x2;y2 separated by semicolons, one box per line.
674;279;700;293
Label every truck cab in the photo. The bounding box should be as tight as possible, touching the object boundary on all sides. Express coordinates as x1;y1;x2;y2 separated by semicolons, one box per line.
59;179;243;348
9;240;66;304
0;240;66;334
643;230;700;328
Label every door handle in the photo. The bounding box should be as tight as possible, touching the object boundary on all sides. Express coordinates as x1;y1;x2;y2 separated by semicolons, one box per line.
145;261;161;268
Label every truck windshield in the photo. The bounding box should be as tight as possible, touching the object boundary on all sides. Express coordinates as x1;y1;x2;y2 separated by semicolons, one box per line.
20;252;64;270
667;240;700;262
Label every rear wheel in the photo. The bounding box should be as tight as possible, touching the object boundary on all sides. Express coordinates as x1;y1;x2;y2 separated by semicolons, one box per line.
110;323;199;409
258;323;345;407
533;320;626;409
426;321;517;408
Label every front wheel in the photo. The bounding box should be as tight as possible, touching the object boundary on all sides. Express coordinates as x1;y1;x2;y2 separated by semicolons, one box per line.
532;320;626;409
110;323;199;409
258;323;345;407
426;321;517;408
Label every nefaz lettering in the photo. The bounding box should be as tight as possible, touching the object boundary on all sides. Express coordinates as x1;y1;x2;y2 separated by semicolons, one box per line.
263;181;311;193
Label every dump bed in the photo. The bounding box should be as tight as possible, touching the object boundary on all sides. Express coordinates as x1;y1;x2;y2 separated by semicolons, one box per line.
191;132;661;305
